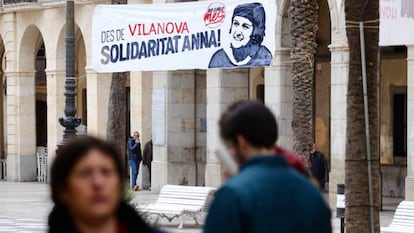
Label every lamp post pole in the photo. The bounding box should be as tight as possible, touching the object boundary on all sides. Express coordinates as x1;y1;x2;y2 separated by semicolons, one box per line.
59;0;81;145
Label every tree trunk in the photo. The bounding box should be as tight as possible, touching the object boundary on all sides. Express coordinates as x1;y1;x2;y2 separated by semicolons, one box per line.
107;0;128;172
107;72;128;162
289;0;318;159
344;0;380;232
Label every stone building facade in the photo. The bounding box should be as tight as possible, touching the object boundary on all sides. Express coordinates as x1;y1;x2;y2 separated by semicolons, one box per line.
0;0;412;209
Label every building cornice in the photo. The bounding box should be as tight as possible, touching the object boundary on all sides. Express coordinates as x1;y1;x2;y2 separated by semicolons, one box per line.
0;0;109;13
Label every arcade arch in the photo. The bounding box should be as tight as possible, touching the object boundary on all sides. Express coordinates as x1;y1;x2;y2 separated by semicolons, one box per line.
55;24;87;131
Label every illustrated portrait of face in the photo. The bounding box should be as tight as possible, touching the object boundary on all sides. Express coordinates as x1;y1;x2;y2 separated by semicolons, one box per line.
229;3;266;62
231;16;254;48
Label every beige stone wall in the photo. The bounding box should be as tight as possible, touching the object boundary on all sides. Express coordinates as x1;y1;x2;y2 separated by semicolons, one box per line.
151;70;203;192
265;48;293;150
380;58;407;164
85;70;111;139
196;70;207;186
205;69;249;188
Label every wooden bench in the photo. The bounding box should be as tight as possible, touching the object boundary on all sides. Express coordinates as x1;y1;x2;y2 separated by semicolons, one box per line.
137;185;216;228
381;201;414;233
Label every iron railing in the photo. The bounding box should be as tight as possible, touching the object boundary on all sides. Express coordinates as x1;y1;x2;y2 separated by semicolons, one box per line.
1;0;106;9
4;0;36;4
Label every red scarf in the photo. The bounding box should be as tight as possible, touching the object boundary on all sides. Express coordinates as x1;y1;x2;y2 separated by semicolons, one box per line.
275;146;308;176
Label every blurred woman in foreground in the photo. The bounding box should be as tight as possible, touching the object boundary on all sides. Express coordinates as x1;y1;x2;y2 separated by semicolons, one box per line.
48;136;160;233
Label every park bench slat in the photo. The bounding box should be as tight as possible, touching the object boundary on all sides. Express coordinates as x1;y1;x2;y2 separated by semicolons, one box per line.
137;185;216;229
381;201;414;233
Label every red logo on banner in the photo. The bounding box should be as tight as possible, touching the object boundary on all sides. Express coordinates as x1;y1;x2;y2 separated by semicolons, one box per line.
204;2;225;28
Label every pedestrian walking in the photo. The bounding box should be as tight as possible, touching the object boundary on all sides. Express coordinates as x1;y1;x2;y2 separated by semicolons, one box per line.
142;139;153;189
203;101;332;233
309;142;329;191
127;131;142;191
48;136;162;233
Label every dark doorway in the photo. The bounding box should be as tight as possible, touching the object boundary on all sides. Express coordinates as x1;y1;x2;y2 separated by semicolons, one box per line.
36;101;47;146
35;44;46;86
393;93;407;157
82;88;87;126
256;84;264;103
35;43;47;147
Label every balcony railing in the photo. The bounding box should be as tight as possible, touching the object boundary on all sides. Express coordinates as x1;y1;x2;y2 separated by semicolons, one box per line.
1;0;106;9
3;0;37;4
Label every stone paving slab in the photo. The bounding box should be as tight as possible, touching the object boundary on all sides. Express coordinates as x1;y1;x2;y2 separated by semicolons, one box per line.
0;181;401;233
0;216;48;233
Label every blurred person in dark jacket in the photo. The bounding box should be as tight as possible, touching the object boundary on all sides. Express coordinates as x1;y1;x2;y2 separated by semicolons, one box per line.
309;142;329;191
142;139;153;188
48;136;162;233
127;131;142;191
203;101;332;233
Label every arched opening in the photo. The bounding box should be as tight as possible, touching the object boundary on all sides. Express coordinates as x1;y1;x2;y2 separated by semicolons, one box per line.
378;45;407;198
75;31;87;131
55;24;87;133
314;0;332;166
8;24;46;181
250;69;264;103
36;43;47;147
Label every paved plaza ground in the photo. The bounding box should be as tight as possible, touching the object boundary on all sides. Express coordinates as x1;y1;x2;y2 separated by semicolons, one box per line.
0;181;400;232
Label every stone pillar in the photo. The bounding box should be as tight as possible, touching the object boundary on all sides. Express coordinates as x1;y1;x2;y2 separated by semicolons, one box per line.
130;71;152;144
264;47;293;149
46;69;65;165
205;69;249;188
406;45;414;200
6;72;37;181
328;43;349;207
130;71;152;190
86;68;112;138
0;71;4;167
195;70;207;186
151;71;197;192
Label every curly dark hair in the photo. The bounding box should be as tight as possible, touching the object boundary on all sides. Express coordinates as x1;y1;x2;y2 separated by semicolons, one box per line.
48;136;154;233
50;136;124;206
219;100;278;149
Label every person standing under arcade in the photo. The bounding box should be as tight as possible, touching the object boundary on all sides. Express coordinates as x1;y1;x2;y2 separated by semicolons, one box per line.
127;131;142;191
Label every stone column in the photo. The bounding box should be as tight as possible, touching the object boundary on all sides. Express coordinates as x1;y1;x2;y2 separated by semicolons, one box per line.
406;45;414;200
86;68;112;138
264;47;293;149
151;71;197;192
46;69;65;165
6;72;37;181
130;71;152;144
205;69;249;188
328;43;349;207
130;71;152;189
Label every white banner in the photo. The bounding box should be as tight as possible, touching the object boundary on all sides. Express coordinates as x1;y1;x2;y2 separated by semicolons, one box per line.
92;0;276;72
380;0;414;46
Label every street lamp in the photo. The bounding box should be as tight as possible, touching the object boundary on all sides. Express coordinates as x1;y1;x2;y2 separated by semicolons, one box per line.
59;0;81;145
